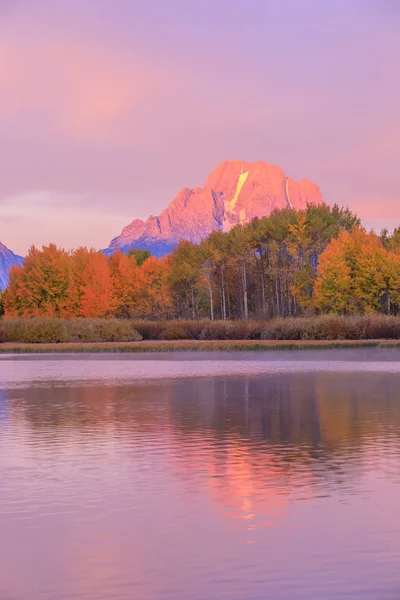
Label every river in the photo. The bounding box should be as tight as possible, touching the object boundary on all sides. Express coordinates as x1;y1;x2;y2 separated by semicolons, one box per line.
1;350;400;599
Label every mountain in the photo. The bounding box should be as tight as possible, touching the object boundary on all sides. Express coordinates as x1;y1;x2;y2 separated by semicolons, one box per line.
0;242;24;290
107;160;324;257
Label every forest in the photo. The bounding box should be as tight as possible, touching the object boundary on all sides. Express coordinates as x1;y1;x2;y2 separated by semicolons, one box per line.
3;203;400;321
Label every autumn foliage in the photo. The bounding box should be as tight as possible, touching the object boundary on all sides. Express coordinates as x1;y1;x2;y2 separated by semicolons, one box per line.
4;245;172;319
3;204;400;321
314;228;400;314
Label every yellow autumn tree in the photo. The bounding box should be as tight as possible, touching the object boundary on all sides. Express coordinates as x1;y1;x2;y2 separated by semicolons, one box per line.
314;231;353;313
314;228;389;313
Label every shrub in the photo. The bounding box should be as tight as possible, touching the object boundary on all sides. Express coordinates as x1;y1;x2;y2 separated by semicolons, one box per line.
0;318;68;343
199;321;262;340
260;318;304;340
367;315;400;340
159;324;191;340
0;318;142;343
66;319;142;343
260;314;400;341
132;321;165;340
1;315;400;344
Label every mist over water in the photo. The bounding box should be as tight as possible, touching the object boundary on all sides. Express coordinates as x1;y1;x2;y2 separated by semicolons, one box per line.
1;352;400;599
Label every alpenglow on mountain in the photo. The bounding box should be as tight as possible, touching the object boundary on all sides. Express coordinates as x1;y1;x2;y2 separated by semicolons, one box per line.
0;242;23;290
107;160;324;257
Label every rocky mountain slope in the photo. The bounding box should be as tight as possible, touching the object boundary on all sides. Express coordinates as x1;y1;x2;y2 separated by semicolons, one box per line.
107;160;324;256
0;242;23;290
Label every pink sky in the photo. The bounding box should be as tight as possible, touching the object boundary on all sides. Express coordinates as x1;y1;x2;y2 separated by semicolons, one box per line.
1;0;400;255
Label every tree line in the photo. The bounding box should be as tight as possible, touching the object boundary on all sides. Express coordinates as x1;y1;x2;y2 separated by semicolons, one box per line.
3;203;400;319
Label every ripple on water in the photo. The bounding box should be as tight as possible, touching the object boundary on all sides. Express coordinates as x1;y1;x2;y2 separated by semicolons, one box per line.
1;355;400;599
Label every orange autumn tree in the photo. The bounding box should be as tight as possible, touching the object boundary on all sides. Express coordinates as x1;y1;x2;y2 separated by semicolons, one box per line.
4;245;118;318
109;251;139;317
136;256;173;319
3;265;27;317
4;244;72;317
5;205;400;321
70;248;113;318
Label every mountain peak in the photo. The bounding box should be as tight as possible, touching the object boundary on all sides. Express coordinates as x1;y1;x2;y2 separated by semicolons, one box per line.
107;160;323;257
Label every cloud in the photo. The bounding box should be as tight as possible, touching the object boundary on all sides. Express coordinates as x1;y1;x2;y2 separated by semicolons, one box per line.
0;0;400;253
0;36;156;143
0;191;131;255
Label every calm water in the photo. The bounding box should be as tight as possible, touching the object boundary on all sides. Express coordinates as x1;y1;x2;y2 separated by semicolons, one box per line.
1;350;400;600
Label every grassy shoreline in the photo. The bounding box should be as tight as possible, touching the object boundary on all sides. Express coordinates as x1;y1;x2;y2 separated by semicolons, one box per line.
1;339;400;354
3;316;400;351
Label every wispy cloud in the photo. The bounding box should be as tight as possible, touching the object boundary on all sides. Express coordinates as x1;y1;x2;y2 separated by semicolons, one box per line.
0;191;131;255
0;36;157;143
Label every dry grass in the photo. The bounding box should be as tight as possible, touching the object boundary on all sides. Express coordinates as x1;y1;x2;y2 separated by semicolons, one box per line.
131;315;400;341
0;318;142;344
2;314;400;346
0;339;394;354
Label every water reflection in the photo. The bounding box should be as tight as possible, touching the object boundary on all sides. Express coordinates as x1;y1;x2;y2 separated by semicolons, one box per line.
1;367;400;599
7;372;400;455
